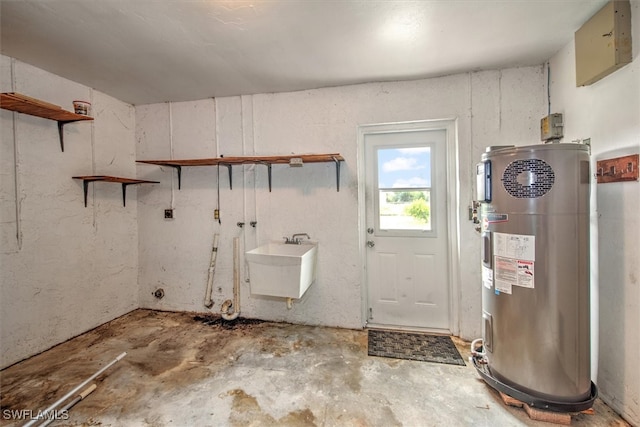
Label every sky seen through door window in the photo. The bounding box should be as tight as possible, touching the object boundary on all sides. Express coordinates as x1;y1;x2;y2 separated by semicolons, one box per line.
378;147;431;188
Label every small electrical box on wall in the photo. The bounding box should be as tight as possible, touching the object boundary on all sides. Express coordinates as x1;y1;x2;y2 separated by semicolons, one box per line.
575;0;632;86
541;113;564;142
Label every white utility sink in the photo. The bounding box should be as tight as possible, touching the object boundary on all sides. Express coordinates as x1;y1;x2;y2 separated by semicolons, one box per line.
246;242;317;299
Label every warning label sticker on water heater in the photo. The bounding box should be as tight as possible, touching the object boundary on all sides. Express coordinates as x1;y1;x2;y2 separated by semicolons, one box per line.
482;265;493;289
493;232;535;294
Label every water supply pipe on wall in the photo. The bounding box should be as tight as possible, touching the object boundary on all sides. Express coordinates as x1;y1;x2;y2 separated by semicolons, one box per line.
204;233;220;308
221;237;240;320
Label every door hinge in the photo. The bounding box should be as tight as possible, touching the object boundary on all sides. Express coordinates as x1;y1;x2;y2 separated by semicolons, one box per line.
369;307;373;320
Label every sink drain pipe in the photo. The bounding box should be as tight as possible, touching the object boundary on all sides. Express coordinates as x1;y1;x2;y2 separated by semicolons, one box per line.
204;233;220;308
221;237;240;320
24;352;126;427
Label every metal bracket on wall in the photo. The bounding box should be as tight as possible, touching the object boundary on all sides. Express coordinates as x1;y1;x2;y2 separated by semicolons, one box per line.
332;156;341;192
57;120;87;152
72;175;160;207
78;176;106;207
219;163;233;190
256;161;273;192
163;165;182;189
121;182;142;207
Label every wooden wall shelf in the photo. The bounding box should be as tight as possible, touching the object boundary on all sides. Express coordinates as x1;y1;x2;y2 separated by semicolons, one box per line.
137;153;345;191
72;176;159;207
1;92;94;152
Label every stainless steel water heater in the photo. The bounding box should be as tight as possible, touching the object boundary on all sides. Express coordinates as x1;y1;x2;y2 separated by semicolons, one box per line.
473;143;597;411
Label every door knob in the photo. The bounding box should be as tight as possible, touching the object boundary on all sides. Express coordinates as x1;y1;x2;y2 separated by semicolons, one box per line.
367;240;375;248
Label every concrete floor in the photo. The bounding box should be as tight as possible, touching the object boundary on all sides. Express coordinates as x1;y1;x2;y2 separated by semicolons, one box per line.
0;310;629;427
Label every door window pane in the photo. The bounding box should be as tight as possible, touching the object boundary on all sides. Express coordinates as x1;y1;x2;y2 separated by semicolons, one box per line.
377;146;432;232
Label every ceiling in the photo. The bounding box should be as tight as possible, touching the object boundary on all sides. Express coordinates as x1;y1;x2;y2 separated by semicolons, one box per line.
0;0;608;106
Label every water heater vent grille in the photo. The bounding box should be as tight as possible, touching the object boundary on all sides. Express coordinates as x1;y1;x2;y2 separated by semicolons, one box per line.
502;159;555;198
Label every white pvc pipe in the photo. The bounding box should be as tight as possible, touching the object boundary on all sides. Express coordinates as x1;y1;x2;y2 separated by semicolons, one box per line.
24;352;126;427
221;309;238;321
221;237;240;320
204;233;220;308
40;383;97;427
470;338;486;357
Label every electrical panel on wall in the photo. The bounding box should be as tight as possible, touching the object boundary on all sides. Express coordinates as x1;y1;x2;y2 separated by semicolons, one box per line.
541;113;564;142
575;0;632;86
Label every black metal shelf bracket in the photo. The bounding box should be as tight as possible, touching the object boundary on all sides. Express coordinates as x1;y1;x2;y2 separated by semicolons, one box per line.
57;120;75;152
57;119;93;152
221;164;233;190
256;162;273;192
121;183;132;207
332;156;341;192
80;177;104;207
82;179;90;207
163;165;182;189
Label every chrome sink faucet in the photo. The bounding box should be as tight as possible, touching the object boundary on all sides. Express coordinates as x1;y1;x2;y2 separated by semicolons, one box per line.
284;233;310;244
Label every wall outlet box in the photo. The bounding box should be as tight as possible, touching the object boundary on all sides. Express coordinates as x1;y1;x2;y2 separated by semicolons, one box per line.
575;0;632;86
164;209;174;219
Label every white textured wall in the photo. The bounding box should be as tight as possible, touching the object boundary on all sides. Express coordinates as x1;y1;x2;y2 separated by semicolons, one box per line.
0;57;546;369
548;2;640;424
136;67;545;338
0;56;139;368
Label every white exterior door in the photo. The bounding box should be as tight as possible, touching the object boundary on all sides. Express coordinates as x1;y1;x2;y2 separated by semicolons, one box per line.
363;126;451;332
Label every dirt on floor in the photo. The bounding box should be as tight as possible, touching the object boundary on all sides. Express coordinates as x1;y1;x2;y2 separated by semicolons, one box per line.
0;310;630;427
0;310;369;426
